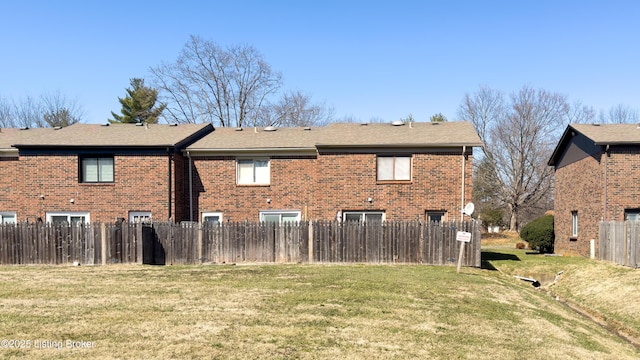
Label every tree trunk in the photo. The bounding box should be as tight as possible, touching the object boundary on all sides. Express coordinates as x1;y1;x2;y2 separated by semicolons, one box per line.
509;212;518;231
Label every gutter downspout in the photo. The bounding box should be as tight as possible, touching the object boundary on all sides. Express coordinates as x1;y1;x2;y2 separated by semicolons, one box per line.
603;145;609;221
168;147;173;222
187;151;193;222
461;145;466;221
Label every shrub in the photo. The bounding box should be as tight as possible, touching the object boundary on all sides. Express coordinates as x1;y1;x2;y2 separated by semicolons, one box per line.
520;214;554;253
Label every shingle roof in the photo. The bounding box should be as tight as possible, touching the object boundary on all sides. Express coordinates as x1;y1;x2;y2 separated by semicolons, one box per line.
0;128;57;151
570;123;640;145
187;122;482;152
548;123;640;166
11;123;213;148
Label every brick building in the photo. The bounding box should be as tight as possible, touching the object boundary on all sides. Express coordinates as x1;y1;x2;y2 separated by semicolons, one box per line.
3;123;212;224
0;127;56;223
549;124;640;257
184;122;481;223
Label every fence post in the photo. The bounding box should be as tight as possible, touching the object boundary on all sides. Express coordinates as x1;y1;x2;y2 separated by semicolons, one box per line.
101;223;107;265
136;223;143;264
198;224;203;264
308;221;314;264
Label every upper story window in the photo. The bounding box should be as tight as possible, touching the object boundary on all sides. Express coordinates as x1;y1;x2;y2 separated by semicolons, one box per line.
237;159;270;185
80;156;114;183
377;156;411;181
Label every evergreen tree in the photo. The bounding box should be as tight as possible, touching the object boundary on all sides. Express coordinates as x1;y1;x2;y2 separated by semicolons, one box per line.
429;113;447;122
110;78;166;124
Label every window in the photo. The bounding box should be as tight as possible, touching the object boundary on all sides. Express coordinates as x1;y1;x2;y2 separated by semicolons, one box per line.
46;212;90;225
377;156;411;181
202;212;223;224
343;211;385;223
129;211;152;223
571;211;578;238
259;211;301;223
237;159;269;185
81;156;114;183
624;209;640;221
426;211;445;223
0;212;16;224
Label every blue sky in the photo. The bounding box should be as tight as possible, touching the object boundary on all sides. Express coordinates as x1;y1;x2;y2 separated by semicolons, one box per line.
1;1;639;124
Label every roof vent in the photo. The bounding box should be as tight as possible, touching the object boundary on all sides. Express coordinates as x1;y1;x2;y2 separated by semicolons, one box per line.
592;123;600;126
303;127;311;131
20;127;29;130
135;123;144;126
53;126;62;130
101;123;110;126
169;123;178;126
360;123;368;126
235;127;243;131
391;120;405;126
264;126;277;132
431;122;440;125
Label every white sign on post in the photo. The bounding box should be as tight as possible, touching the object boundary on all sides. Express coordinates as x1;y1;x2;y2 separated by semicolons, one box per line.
456;231;471;243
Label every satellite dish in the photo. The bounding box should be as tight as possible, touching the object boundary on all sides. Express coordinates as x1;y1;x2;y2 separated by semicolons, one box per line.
463;202;475;216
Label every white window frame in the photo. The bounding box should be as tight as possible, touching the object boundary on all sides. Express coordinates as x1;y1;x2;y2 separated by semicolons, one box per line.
624;209;640;221
377;155;411;181
46;212;90;225
129;211;152;223
343;211;386;223
426;211;445;223
571;211;578;238
259;210;301;223
0;212;17;224
236;158;270;185
202;212;223;224
81;156;114;183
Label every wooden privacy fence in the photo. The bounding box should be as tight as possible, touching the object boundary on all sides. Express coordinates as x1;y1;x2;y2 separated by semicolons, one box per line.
0;220;481;267
599;221;640;268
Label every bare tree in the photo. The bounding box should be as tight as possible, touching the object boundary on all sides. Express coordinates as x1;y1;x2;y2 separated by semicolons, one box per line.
13;96;44;128
258;90;334;127
567;100;596;124
0;96;13;127
599;104;639;124
459;85;570;231
0;92;83;128
40;91;84;127
150;35;282;127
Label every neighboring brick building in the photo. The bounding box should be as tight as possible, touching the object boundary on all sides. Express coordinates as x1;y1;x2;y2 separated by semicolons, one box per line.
4;123;213;224
0;127;56;223
549;124;640;257
184;122;481;223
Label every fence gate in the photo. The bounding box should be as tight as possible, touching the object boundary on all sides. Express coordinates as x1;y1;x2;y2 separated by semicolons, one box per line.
142;224;165;265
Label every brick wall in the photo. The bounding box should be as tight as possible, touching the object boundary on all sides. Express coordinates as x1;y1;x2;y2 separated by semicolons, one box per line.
189;150;473;222
602;147;640;221
1;153;183;223
554;153;603;256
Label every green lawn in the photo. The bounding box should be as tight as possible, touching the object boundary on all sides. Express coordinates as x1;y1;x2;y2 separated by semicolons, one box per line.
0;250;637;359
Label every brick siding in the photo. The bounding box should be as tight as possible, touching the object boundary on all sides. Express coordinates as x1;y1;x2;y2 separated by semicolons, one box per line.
188;151;473;222
1;153;183;223
554;145;640;257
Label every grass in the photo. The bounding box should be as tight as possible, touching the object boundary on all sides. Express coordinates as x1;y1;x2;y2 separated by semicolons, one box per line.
0;261;637;359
